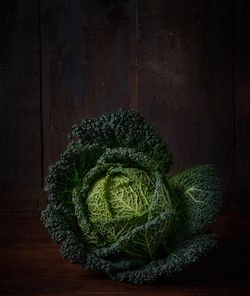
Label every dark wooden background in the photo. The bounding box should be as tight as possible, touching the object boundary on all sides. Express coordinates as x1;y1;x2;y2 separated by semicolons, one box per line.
0;0;249;295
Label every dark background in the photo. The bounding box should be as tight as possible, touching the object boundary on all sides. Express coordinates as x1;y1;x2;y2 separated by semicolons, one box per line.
0;0;249;295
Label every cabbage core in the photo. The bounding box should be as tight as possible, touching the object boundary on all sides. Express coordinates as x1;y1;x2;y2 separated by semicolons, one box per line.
86;168;155;221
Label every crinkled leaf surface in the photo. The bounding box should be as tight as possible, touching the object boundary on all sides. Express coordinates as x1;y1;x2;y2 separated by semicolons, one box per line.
41;109;221;284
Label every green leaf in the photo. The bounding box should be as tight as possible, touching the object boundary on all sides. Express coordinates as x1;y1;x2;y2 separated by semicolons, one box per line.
148;171;172;220
85;233;217;284
167;165;221;246
93;209;175;260
73;109;172;172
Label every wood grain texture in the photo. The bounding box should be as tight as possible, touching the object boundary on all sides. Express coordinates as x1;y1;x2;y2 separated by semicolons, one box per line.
0;211;249;295
0;0;249;213
234;0;250;210
0;0;42;210
137;0;234;210
40;0;137;208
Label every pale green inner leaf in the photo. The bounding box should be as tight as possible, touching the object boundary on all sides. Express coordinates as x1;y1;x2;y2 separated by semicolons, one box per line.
86;168;155;221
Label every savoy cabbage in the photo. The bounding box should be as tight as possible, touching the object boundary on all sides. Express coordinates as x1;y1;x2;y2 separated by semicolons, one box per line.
41;109;221;284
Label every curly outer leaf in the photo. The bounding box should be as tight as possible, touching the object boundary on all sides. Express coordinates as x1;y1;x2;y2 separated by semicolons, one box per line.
46;142;105;204
72;109;173;173
85;233;217;284
41;202;85;263
166;165;221;247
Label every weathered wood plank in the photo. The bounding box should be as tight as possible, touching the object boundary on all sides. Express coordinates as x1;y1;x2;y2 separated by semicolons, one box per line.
0;0;41;210
40;0;137;208
137;0;234;209
234;0;250;210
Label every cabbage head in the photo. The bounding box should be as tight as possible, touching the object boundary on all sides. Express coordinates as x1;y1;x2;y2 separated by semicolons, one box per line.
41;109;221;284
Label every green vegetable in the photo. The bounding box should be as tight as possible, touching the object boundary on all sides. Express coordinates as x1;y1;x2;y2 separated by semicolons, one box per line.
41;109;221;284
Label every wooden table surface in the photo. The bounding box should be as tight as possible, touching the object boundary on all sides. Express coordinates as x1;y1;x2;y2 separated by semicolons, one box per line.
0;211;249;296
